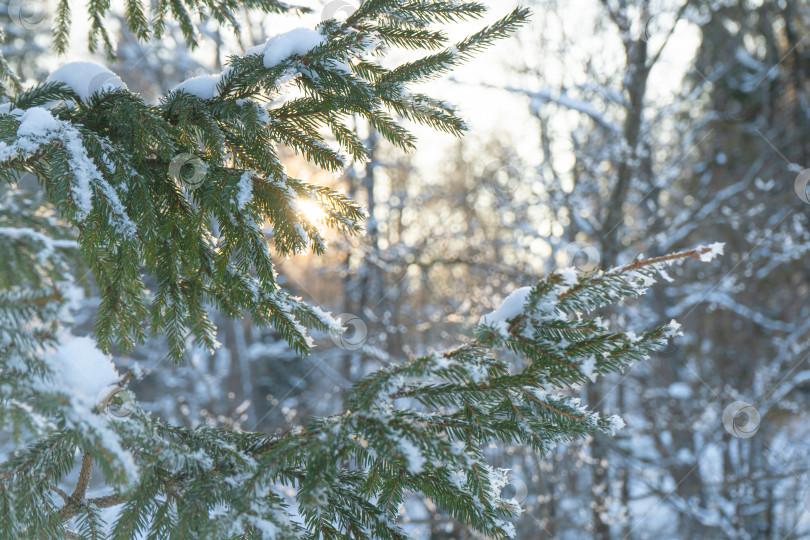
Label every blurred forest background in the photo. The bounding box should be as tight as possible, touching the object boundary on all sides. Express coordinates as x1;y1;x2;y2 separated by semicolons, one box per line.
2;0;809;537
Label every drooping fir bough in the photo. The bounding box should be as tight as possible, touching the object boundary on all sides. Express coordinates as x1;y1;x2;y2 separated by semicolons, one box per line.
0;1;724;538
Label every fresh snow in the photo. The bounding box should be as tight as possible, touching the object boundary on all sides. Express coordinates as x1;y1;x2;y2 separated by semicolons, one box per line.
698;242;725;262
496;520;517;539
0;103;21;115
559;266;579;285
399;438;425;474
479;286;532;328
450;469;467;489
664;319;683;337
46;62;127;102
38;332;142;486
308;303;344;334
659;268;674;282
17;107;61;135
172;74;222;99
248;28;326;68
625;331;642;343
44;335;120;403
606;415;626;435
486;466;510;502
236;170;255;209
581;355;598;382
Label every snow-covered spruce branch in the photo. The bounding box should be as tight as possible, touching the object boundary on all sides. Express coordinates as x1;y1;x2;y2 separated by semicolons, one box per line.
2;245;722;538
0;4;529;362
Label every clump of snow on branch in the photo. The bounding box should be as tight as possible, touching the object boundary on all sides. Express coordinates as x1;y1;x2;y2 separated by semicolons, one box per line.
559;266;579;285
46;62;127;102
309;303;344;334
34;334;140;485
0;226;76;264
479;286;532;334
665;319;683;337
496;520;517;539
399;438;425;474
236;170;255;209
246;28;326;68
697;242;725;262
170;28;324;102
605;415;626;435
172;74;222;99
42;335;120;407
581;354;598;382
16;107;62;135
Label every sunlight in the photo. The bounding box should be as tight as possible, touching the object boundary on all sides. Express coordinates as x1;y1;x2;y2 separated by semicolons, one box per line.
297;199;327;225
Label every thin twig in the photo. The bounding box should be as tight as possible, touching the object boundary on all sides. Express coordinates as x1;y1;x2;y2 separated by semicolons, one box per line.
88;493;127;508
50;484;70;502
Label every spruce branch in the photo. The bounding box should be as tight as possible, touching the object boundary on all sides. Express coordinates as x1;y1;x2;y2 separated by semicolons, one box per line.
57;453;94;522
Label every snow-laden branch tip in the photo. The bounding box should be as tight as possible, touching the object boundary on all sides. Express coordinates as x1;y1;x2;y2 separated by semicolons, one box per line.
479;244;725;338
0;107;137;238
664;319;683;337
171;28;325;100
605;414;625;435
612;243;726;274
696;242;725;262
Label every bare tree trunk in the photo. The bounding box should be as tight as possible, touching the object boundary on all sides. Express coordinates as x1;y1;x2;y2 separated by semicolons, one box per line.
592;13;651;537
